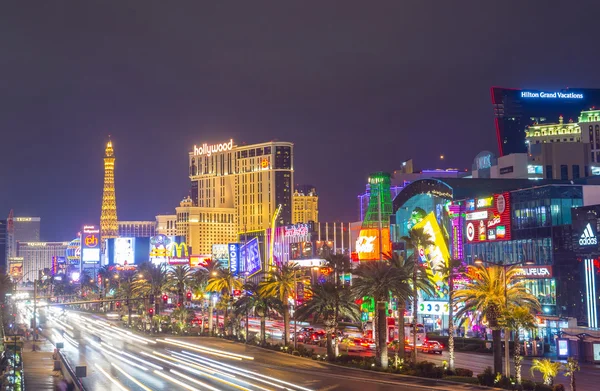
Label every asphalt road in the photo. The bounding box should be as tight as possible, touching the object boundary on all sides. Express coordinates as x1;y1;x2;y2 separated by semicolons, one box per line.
37;309;490;391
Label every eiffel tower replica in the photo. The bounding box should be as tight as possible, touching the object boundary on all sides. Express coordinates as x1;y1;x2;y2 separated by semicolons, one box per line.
100;136;118;246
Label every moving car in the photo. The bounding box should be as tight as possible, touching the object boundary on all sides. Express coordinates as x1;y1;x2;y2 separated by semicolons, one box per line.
421;340;444;354
340;337;376;352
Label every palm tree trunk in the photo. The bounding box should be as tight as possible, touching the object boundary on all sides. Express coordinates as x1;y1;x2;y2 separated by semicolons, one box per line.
326;324;335;361
376;301;389;369
448;277;455;371
224;306;229;336
397;300;405;357
412;266;418;365
208;299;214;336
514;329;522;384
127;296;132;327
260;314;266;345
492;328;502;375
283;303;290;346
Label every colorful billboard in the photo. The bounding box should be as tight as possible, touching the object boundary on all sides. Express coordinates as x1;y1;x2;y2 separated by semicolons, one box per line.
81;225;100;264
66;237;81;265
114;238;135;266
355;228;391;261
148;235;189;265
412;212;450;273
465;193;511;244
240;238;261;276
8;257;23;279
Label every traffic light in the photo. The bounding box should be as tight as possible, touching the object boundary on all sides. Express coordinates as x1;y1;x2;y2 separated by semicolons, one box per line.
149;294;155;305
233;289;241;297
163;294;168;303
148;308;154;318
116;301;120;308
186;291;192;302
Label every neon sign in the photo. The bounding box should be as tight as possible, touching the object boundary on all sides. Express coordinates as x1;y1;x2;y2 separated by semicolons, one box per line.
579;223;598;246
84;234;98;247
356;236;376;253
465;193;511;243
284;224;309;237
521;91;583;99
193;139;233;156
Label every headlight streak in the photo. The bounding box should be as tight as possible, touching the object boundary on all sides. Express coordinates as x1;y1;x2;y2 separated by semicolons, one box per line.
101;342;163;371
156;339;242;360
170;351;280;391
179;351;314;391
163;338;254;360
84;338;149;372
153;370;201;391
149;351;250;391
169;369;225;391
111;362;154;391
63;333;79;347
95;363;129;391
153;351;234;378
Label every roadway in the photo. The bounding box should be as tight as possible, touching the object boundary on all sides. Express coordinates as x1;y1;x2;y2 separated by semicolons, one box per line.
33;308;489;391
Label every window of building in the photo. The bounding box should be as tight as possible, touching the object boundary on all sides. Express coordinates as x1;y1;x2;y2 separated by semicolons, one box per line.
573;165;580;179
545;165;553;179
560;165;568;180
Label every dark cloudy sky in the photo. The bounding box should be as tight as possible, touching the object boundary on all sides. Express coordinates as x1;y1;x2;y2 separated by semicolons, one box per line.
2;1;600;241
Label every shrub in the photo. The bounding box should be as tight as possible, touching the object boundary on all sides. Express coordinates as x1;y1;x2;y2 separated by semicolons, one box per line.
477;366;496;387
414;361;443;378
443;376;480;384
552;385;565;391
534;384;553;391
521;379;536;391
454;368;473;377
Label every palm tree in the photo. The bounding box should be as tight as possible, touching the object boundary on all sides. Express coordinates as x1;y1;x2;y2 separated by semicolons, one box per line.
531;358;561;386
436;258;465;371
206;268;242;335
352;261;398;369
499;305;537;384
168;265;193;305
564;357;580;391
197;259;222;335
401;227;435;365
258;262;301;346
296;281;360;360
133;262;169;315
235;281;280;345
455;265;540;375
383;251;414;358
171;306;193;333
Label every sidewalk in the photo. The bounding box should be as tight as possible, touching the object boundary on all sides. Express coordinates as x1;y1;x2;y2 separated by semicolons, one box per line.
22;337;61;390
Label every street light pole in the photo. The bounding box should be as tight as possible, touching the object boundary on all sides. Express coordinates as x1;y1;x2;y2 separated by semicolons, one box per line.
32;278;37;351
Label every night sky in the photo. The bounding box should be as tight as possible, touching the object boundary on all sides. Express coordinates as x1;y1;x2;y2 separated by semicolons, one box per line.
2;1;600;241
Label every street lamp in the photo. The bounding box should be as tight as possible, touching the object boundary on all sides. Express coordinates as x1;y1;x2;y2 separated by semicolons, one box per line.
474;258;534;378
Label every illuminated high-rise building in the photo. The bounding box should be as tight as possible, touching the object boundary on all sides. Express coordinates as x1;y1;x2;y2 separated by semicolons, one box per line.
189;139;293;229
100;138;118;244
118;221;156;237
292;186;318;224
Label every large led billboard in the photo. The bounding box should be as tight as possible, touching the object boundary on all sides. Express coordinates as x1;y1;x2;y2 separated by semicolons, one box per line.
148;235;189;266
464;193;511;244
355;228;391;261
114;238;135;266
240;238;261;276
81;225;100;264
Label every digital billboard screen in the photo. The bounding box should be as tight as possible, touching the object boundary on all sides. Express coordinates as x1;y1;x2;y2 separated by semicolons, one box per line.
148;235;189;266
114;238;135;266
240;238;261;276
464;193;511;244
81;225;100;263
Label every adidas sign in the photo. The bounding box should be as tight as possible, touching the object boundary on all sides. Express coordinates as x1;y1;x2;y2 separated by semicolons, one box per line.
579;223;598;246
